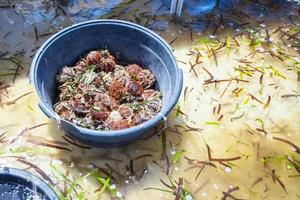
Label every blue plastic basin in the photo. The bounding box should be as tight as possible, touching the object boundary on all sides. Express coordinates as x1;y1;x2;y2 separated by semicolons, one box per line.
30;19;183;147
0;167;58;200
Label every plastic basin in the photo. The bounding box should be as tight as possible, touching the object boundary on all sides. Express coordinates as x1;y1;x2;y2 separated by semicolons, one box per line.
0;167;58;200
30;19;183;147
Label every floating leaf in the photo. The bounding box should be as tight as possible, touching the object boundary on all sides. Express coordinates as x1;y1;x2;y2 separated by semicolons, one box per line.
205;121;220;125
266;65;286;79
95;173;121;199
286;163;293;170
196;37;218;46
243;98;250;105
172;150;186;165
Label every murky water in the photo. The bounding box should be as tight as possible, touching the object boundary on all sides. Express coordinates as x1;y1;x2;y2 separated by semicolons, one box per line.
0;0;299;199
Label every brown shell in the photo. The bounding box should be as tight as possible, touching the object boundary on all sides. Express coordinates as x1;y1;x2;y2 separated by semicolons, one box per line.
57;66;75;83
109;97;120;110
109;81;128;100
54;102;72;119
131;111;152;126
127;81;144;96
138;69;156;88
94;93;111;109
107;119;130;130
126;64;142;77
113;69;130;86
97;55;116;72
118;104;134;119
73;60;88;71
55;49;162;131
86;51;102;65
91;107;109;121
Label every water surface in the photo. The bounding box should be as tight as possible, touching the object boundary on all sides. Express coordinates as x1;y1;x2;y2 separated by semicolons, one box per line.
0;0;299;199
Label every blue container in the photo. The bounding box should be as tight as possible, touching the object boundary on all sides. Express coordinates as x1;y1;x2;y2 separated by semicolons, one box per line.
30;20;183;147
0;167;58;200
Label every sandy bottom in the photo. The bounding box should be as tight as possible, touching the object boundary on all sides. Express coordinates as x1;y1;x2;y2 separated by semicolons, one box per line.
0;1;299;199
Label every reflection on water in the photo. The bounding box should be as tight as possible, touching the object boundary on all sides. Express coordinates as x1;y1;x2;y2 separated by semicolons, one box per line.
0;0;300;199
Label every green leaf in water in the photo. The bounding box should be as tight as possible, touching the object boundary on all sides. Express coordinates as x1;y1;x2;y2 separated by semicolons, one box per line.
172;149;186;165
10;147;47;155
50;162;95;199
289;27;300;33
196;37;218;46
95;173;121;199
182;187;193;200
27;105;34;112
286;163;293;170
97;177;111;194
176;105;182;117
255;118;265;129
77;192;85;200
266;65;286;79
205;121;220;125
243;97;250;105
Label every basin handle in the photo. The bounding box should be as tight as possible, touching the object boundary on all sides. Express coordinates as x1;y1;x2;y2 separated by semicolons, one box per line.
39;102;82;134
157;112;168;135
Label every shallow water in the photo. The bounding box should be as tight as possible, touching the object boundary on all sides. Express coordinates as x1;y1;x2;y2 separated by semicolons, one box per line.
0;0;300;200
